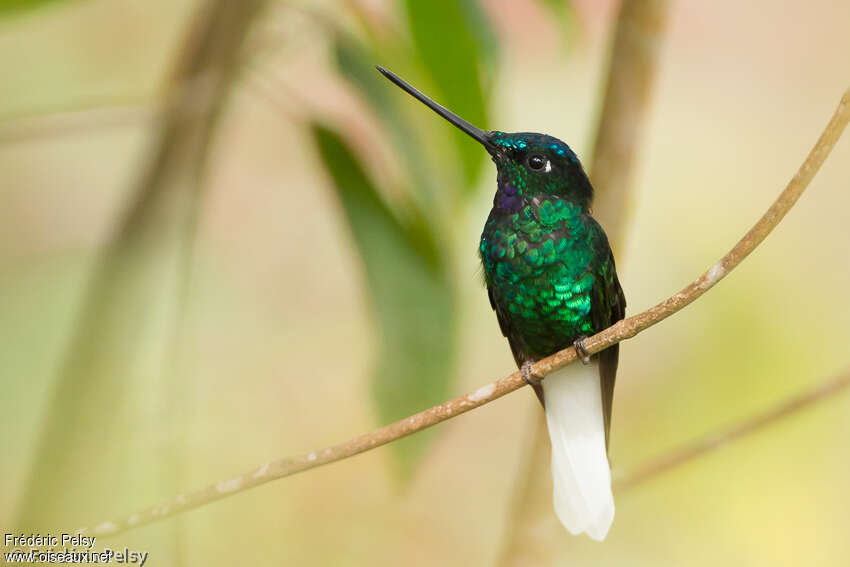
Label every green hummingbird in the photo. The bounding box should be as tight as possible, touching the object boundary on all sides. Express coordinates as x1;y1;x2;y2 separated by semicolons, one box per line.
378;67;626;540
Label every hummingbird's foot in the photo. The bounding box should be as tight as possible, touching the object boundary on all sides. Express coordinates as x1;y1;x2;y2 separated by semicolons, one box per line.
573;336;591;365
520;361;545;407
520;361;542;386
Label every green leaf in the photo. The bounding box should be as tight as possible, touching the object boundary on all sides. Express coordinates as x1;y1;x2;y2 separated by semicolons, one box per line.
333;37;437;207
458;0;500;81
312;124;455;477
402;0;493;189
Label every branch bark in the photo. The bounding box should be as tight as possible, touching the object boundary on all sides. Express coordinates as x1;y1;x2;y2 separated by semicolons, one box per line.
76;87;850;539
589;0;670;249
614;367;850;492
0;104;154;144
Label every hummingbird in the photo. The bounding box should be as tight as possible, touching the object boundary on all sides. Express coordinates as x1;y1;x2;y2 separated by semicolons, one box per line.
378;67;626;541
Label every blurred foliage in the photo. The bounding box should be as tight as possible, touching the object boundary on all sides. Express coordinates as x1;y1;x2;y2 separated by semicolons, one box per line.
313;0;503;474
333;37;438;210
538;0;579;50
403;0;491;187
313;124;454;476
0;0;65;16
4;0;850;565
9;4;268;560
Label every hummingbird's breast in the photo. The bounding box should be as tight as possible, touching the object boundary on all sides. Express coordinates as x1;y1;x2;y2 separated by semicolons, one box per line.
480;196;599;357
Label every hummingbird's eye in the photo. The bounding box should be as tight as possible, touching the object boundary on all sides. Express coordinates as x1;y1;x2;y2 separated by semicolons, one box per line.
528;154;547;171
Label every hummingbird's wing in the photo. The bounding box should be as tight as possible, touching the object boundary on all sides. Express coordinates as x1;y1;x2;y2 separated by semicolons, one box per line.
488;286;545;405
592;252;626;449
488;286;526;365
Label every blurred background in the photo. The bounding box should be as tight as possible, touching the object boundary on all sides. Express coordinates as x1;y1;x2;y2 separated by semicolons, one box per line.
1;0;849;565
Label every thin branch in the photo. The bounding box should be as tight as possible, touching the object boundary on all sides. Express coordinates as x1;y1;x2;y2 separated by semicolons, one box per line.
614;367;850;492
0;75;222;145
78;88;850;539
496;411;558;564
0;104;155;144
589;0;670;249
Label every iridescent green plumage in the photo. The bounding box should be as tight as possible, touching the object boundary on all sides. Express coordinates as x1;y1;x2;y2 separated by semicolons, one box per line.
378;66;626;539
479;132;623;357
375;67;625;442
481;197;618;356
478;132;625;442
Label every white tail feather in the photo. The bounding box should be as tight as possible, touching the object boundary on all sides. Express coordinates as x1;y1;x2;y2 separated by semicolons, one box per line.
542;361;614;541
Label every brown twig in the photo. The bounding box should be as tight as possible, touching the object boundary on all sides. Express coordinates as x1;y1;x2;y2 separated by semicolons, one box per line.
496;411;559;564
590;0;670;249
615;367;850;491
0;75;223;145
0;104;155;144
76;88;850;538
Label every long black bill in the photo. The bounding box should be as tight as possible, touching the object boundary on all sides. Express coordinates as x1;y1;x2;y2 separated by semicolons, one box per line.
376;66;497;154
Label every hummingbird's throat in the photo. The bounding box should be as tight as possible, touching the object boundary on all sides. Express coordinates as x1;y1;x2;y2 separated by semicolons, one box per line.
494;181;524;213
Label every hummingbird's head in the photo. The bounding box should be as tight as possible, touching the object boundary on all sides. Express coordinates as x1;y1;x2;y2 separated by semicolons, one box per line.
376;66;593;212
486;131;593;212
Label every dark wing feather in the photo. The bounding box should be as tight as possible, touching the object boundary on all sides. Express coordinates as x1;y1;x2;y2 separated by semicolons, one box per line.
488;286;545;405
488;286;526;365
488;287;511;343
592;253;626;450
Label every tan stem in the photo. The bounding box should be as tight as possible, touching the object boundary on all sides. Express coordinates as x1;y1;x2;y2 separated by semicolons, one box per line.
615;367;850;492
589;0;671;249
